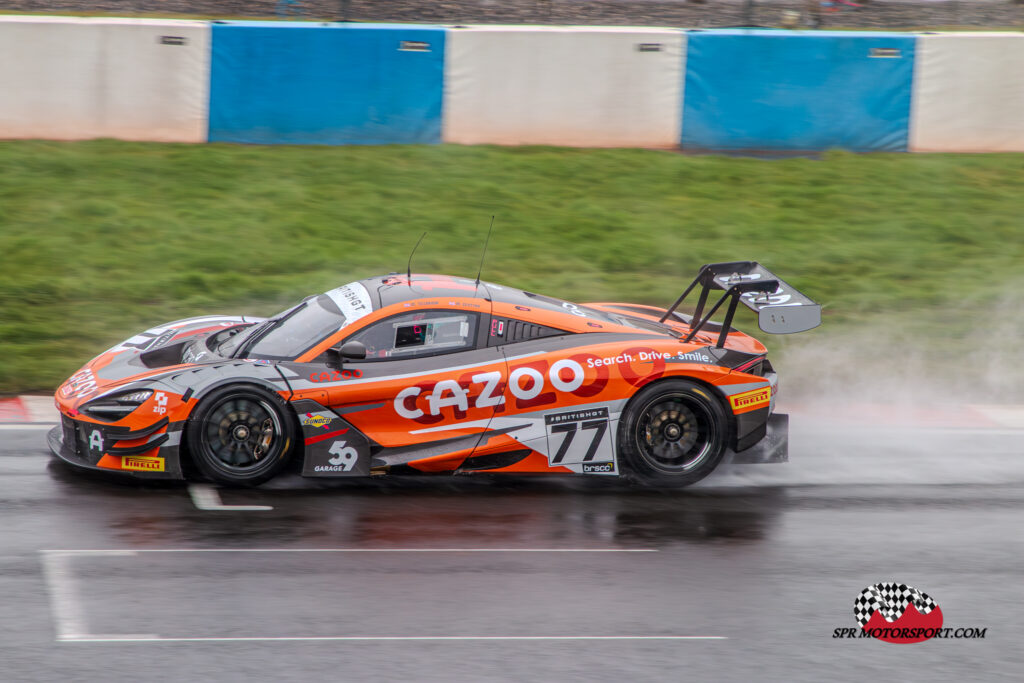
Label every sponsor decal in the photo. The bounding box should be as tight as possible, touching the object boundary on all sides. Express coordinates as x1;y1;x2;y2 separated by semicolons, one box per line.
728;387;770;413
544;408;612;466
308;369;362;383
302;413;331;429
110;317;248;354
63;369;97;400
741;287;791;307
122;455;165;472
668;351;713;364
394;347;670;423
325;440;359;471
490;319;505;338
561;302;589;318
153;392;168;415
582;461;615;474
832;582;987;643
88;429;104;453
324;282;373;324
149;330;176;349
302;421;370;477
591;349;712;369
545;408;609;425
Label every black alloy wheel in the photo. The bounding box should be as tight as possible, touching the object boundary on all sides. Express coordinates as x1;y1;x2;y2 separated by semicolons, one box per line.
186;385;294;486
617;379;728;487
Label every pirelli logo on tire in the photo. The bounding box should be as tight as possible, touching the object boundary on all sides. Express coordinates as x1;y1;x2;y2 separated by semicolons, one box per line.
728;387;770;414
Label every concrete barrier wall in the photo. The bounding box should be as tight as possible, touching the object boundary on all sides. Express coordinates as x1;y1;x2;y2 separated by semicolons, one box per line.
1;19;1022;153
208;21;445;145
910;33;1024;153
443;26;684;148
0;16;210;143
681;30;916;153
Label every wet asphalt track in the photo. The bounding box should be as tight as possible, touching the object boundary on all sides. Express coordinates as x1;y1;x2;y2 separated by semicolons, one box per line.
1;417;1021;682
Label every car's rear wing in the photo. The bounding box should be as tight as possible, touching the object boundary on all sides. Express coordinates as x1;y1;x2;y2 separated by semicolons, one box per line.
659;261;820;348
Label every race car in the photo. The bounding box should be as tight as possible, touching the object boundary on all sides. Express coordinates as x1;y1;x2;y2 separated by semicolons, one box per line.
49;262;819;487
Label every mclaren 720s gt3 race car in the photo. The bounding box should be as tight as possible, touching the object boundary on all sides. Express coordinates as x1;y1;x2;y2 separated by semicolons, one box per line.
49;262;820;488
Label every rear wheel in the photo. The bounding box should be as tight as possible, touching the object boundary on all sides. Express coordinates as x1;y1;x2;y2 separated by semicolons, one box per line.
617;380;728;487
186;384;294;487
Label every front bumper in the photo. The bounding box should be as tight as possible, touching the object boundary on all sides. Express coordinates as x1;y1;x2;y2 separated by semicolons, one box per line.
728;412;788;464
47;416;184;479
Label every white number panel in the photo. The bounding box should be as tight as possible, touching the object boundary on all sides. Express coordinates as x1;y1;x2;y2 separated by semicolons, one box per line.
544;408;613;468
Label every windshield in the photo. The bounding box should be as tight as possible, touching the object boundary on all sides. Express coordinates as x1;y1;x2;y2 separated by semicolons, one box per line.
245;282;374;360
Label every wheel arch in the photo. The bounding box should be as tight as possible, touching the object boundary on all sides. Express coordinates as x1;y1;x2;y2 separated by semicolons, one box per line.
622;374;737;451
180;379;298;483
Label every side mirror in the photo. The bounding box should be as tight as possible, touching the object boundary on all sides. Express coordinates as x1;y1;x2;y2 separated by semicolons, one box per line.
338;340;367;360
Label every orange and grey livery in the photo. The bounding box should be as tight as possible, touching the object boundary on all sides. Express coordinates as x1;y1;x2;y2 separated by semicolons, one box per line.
50;262;818;488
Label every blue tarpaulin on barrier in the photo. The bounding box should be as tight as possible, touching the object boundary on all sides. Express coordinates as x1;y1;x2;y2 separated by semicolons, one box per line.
209;22;445;145
681;30;916;152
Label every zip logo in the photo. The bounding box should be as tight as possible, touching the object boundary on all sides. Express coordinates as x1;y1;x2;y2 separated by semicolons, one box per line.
153;392;168;415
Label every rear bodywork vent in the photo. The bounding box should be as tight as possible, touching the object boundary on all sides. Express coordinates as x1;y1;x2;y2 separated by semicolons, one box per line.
488;318;566;346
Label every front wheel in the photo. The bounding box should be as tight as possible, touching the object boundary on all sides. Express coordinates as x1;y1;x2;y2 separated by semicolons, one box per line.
185;384;294;487
617;380;728;488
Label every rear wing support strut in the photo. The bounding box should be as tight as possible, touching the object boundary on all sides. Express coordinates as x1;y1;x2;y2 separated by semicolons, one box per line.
659;261;821;342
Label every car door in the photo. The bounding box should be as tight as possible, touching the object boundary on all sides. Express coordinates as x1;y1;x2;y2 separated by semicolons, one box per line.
283;309;508;474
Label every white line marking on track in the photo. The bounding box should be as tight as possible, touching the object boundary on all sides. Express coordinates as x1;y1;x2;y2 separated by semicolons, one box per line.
42;548;655;554
42;548;669;643
188;484;273;511
63;635;726;643
62;633;159;641
40;550;137;640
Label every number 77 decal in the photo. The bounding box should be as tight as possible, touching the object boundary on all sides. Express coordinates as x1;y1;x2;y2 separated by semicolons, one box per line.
544;408;612;466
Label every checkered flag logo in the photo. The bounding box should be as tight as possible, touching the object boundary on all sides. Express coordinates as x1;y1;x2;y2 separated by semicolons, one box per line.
854;582;939;627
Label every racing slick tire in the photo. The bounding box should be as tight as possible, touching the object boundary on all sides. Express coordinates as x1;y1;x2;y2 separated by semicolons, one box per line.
617;379;728;488
185;384;294;487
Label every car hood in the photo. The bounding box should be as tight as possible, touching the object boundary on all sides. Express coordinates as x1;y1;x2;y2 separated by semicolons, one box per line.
56;315;263;409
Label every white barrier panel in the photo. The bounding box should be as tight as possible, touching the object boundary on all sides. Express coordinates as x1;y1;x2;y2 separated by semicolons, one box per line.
444;26;684;148
0;16;210;143
910;33;1024;153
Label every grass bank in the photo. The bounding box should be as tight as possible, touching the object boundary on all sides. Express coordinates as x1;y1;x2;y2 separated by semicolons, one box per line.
1;140;1022;394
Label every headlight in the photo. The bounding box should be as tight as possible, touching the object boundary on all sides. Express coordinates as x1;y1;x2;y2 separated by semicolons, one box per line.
79;390;154;421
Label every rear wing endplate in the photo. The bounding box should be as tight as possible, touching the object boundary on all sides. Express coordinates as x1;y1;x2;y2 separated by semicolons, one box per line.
659;261;820;348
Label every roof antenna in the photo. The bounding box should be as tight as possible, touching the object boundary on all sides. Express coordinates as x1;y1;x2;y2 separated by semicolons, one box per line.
406;231;427;286
475;216;495;288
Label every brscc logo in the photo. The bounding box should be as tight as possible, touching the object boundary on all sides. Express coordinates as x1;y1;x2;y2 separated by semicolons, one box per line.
854;582;942;644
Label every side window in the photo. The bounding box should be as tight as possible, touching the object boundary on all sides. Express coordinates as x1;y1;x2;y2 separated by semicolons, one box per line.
347;311;479;361
487;317;567;347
